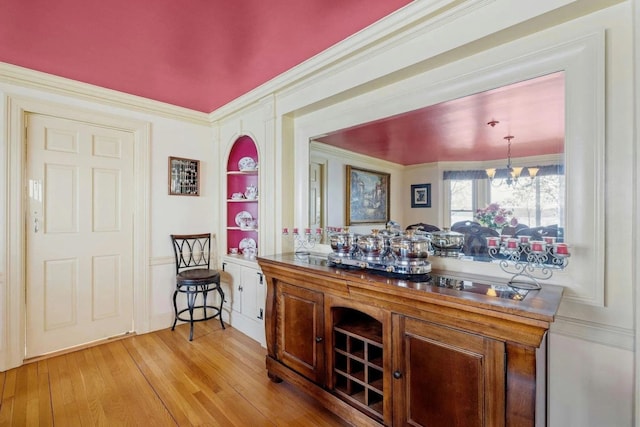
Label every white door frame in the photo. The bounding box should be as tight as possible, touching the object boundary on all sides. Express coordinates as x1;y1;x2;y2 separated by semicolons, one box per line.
3;95;150;370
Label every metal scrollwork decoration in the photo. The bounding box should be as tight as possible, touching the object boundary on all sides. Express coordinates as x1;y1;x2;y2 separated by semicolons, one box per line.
282;227;323;255
487;236;570;290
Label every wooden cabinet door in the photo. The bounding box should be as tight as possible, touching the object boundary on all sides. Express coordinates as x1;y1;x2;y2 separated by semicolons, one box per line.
392;315;505;427
240;266;264;321
221;261;241;313
276;282;325;385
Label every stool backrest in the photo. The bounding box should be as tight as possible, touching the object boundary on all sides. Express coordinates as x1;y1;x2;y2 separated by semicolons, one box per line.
171;233;212;274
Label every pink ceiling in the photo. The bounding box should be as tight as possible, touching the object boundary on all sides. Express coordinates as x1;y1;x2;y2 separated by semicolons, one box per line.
314;72;565;165
0;0;411;112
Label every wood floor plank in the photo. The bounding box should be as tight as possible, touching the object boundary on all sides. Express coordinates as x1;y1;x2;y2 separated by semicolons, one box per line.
35;361;53;426
1;324;352;426
47;349;94;425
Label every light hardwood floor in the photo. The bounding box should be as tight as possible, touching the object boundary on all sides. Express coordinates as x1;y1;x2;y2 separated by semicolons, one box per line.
0;322;351;426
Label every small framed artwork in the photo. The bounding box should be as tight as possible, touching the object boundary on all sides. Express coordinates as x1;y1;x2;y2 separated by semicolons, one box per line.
346;165;390;225
411;183;431;208
168;156;200;196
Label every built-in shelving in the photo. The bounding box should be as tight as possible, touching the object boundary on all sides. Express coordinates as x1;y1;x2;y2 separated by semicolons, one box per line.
226;136;259;256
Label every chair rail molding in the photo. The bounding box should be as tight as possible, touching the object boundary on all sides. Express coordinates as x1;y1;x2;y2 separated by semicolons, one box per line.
552;316;634;351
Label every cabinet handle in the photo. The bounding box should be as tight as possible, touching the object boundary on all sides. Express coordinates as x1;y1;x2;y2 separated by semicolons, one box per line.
257;308;264;320
393;370;402;379
257;272;263;284
222;262;227;271
238;285;243;292
315;337;323;343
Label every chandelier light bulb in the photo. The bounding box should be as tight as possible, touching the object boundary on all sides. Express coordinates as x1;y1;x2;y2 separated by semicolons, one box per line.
511;166;523;179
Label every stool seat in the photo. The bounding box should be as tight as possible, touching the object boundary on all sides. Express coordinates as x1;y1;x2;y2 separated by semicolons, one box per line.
177;269;220;286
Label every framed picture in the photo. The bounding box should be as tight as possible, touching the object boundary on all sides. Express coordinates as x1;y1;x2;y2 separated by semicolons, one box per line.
346;165;390;225
411;183;431;208
168;156;200;196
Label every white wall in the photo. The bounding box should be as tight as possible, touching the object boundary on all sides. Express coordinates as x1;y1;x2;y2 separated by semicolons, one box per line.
549;333;634;425
403;164;442;228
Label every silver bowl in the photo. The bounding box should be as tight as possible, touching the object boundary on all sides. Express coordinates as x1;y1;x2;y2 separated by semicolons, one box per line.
329;231;360;255
357;229;386;257
429;228;465;251
389;230;431;259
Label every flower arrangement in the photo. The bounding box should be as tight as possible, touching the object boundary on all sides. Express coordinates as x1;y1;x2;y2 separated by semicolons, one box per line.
474;203;518;229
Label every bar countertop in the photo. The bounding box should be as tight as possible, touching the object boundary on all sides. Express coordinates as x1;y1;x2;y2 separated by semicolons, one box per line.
257;252;564;325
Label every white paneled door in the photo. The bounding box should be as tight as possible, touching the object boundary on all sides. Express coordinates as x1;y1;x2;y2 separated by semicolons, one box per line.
309;161;323;230
25;113;135;358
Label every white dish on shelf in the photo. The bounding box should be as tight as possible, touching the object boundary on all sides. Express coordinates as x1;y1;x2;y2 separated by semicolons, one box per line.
239;237;257;252
235;211;253;227
238;157;257;171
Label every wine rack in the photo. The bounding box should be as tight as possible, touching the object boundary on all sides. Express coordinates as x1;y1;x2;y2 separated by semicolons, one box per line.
333;312;384;421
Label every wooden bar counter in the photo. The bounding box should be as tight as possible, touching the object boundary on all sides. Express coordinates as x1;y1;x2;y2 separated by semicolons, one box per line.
258;253;563;427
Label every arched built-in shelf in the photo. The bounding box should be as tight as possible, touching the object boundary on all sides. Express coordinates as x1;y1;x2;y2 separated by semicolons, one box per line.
226;135;259;256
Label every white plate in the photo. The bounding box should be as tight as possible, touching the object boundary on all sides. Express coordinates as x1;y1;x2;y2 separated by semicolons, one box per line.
239;238;257;251
235;211;253;227
238;157;257;171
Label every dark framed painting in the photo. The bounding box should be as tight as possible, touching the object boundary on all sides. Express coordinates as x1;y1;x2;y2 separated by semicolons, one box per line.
411;183;431;208
168;156;200;196
346;165;390;225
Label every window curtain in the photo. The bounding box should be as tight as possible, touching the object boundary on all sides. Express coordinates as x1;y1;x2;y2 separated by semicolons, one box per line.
443;164;564;180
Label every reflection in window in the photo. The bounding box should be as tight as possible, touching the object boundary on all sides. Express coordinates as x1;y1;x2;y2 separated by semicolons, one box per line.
490;175;565;227
449;180;475;224
446;173;564;228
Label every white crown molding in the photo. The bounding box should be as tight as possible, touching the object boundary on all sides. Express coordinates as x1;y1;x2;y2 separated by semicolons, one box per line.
309;141;404;171
0;62;210;125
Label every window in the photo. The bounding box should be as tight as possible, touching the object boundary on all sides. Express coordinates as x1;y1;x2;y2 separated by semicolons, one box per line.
449;180;475;224
489;175;565;228
444;168;564;228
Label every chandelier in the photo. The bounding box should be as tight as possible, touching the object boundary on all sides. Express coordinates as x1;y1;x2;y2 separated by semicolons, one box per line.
485;127;539;187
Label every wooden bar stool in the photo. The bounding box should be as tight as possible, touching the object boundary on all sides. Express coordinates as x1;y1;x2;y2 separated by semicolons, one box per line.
170;233;225;341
